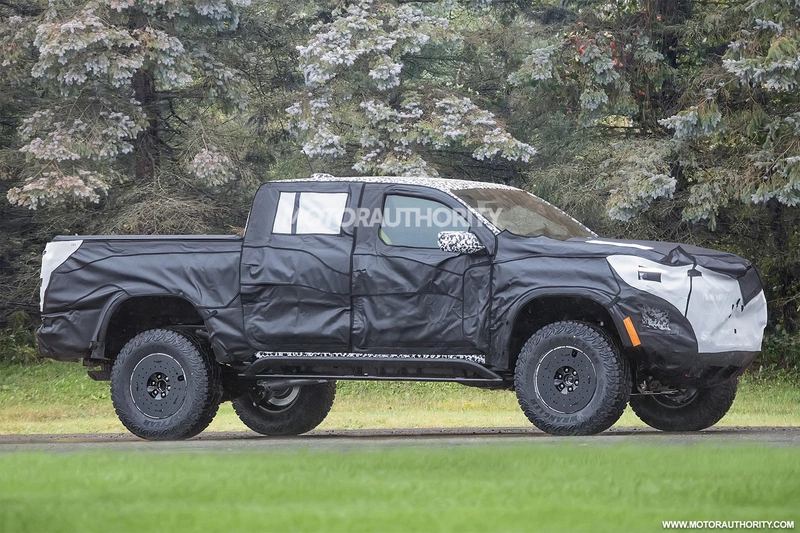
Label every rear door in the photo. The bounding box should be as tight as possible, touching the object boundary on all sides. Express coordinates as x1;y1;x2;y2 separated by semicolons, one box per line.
240;181;362;352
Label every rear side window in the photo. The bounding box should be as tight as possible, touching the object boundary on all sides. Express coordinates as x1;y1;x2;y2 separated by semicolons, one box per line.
272;192;349;235
380;195;469;248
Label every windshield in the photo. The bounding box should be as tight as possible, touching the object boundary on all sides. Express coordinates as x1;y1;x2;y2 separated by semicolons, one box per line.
453;188;594;240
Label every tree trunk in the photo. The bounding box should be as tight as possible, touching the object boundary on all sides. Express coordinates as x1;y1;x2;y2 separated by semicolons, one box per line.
132;69;159;182
768;199;798;331
130;9;159;182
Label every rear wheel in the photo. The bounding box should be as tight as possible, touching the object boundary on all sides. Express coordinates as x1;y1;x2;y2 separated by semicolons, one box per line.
110;329;222;440
629;380;737;431
515;321;631;436
232;381;336;436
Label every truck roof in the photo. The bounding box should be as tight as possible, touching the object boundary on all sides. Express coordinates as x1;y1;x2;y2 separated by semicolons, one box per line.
285;174;519;193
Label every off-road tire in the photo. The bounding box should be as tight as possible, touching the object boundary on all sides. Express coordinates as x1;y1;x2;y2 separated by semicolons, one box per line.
232;381;336;436
629;379;737;432
110;329;222;440
515;321;631;436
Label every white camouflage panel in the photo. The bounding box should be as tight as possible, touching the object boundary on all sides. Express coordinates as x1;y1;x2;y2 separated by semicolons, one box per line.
437;231;486;254
606;255;768;353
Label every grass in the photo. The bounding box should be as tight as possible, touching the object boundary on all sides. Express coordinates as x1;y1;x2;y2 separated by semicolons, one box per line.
1;362;799;532
1;361;799;434
0;444;798;532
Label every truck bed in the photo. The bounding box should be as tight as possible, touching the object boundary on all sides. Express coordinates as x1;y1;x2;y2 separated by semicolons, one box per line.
39;234;244;362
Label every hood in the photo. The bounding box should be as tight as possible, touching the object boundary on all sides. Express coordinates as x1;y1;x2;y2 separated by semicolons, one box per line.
494;232;753;277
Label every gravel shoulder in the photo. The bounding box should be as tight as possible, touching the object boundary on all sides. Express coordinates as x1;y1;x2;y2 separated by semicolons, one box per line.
1;426;798;452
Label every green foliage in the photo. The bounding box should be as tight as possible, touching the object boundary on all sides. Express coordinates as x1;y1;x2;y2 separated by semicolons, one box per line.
757;328;800;371
288;0;535;176
1;0;260;210
0;311;40;365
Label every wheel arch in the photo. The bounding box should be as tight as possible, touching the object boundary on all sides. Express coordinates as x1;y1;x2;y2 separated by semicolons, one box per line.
92;294;208;362
503;289;627;371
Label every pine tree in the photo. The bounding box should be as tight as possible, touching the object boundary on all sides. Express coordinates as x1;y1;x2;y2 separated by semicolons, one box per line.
3;0;251;209
287;0;535;178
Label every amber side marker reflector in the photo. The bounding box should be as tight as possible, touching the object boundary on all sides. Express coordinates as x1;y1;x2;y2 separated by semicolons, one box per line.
623;317;642;347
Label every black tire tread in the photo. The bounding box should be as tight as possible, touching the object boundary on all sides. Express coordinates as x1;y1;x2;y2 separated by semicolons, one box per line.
173;331;223;439
514;321;631;436
178;332;224;438
629;380;737;432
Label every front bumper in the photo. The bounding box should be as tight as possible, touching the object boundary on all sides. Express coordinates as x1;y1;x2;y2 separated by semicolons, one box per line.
633;347;758;388
611;286;766;388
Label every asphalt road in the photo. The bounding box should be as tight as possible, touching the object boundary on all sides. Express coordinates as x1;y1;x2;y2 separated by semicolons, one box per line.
0;426;798;453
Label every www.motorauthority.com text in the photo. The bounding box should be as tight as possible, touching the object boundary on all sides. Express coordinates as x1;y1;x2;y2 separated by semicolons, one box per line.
663;521;794;529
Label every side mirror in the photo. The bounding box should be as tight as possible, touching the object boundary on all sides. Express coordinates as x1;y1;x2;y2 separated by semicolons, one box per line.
438;231;486;254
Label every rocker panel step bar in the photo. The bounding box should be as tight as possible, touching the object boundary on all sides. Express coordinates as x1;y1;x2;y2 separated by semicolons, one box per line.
240;356;504;385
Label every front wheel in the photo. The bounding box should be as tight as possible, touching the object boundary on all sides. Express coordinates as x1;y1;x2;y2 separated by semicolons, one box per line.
629;380;737;432
232;381;336;436
515;321;631;436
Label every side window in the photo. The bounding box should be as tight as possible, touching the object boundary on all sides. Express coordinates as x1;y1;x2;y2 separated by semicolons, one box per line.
380;195;470;248
272;192;349;235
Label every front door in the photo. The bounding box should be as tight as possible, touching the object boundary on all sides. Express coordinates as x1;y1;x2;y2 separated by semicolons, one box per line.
351;184;493;355
240;181;361;352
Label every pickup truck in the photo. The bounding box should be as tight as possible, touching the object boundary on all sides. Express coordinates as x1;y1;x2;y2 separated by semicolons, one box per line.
37;174;768;439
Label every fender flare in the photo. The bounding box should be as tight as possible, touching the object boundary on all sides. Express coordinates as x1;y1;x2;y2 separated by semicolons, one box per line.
89;291;208;360
496;286;626;361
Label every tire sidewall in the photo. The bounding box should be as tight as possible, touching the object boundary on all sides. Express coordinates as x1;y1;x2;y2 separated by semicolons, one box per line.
111;331;210;439
524;334;608;426
515;321;630;435
629;379;738;432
